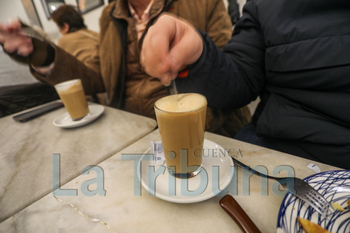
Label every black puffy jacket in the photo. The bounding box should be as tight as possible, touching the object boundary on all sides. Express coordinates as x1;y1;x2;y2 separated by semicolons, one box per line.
177;0;350;168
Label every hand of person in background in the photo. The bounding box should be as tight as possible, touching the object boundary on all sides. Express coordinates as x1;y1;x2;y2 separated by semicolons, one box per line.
0;19;54;67
140;13;204;86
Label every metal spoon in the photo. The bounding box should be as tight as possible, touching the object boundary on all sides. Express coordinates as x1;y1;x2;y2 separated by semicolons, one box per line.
168;79;178;95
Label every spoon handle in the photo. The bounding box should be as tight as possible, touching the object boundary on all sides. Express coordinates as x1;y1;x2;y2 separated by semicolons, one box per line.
220;195;261;233
168;79;178;95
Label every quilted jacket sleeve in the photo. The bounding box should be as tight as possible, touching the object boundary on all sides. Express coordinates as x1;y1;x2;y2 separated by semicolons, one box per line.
177;0;266;110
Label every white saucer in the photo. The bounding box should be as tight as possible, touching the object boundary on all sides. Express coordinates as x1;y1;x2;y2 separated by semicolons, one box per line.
138;139;234;203
53;105;104;128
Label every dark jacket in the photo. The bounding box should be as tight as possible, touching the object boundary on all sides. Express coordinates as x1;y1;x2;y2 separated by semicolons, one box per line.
177;0;350;168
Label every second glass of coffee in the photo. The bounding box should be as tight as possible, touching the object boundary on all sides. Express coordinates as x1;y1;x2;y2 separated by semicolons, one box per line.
54;79;89;121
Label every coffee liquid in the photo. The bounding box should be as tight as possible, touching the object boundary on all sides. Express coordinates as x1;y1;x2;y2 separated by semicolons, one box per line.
155;93;207;178
56;80;89;120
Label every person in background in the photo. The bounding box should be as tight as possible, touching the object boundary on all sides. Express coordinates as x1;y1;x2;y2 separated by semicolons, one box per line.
51;4;99;72
139;0;350;169
51;4;105;104
0;0;251;138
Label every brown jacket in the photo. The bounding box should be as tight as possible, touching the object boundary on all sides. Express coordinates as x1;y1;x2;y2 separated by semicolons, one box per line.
33;0;232;105
57;29;100;72
32;0;251;137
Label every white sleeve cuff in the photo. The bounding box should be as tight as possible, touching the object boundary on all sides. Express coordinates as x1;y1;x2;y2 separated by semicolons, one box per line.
31;62;55;76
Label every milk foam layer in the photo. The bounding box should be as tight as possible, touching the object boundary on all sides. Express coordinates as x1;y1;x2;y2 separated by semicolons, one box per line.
55;79;81;92
155;93;207;112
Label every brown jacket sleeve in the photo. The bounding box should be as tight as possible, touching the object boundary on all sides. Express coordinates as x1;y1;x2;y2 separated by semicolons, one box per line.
174;0;233;49
205;0;233;49
30;44;106;95
57;30;100;73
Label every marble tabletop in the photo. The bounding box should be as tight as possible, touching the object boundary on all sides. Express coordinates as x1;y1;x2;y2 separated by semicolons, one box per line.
0;102;157;222
0;130;340;232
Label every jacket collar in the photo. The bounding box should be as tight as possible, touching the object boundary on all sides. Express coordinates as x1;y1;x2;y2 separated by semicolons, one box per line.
112;0;173;20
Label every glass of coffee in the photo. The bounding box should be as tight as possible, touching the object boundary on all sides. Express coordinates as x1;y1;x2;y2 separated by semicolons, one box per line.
54;79;89;121
154;93;207;179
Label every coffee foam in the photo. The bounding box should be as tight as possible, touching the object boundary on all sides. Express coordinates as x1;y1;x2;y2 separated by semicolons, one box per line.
54;79;82;92
156;93;207;112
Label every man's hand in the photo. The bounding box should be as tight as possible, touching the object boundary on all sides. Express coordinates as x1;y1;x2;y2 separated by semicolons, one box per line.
0;19;55;68
0;20;33;56
141;13;203;86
